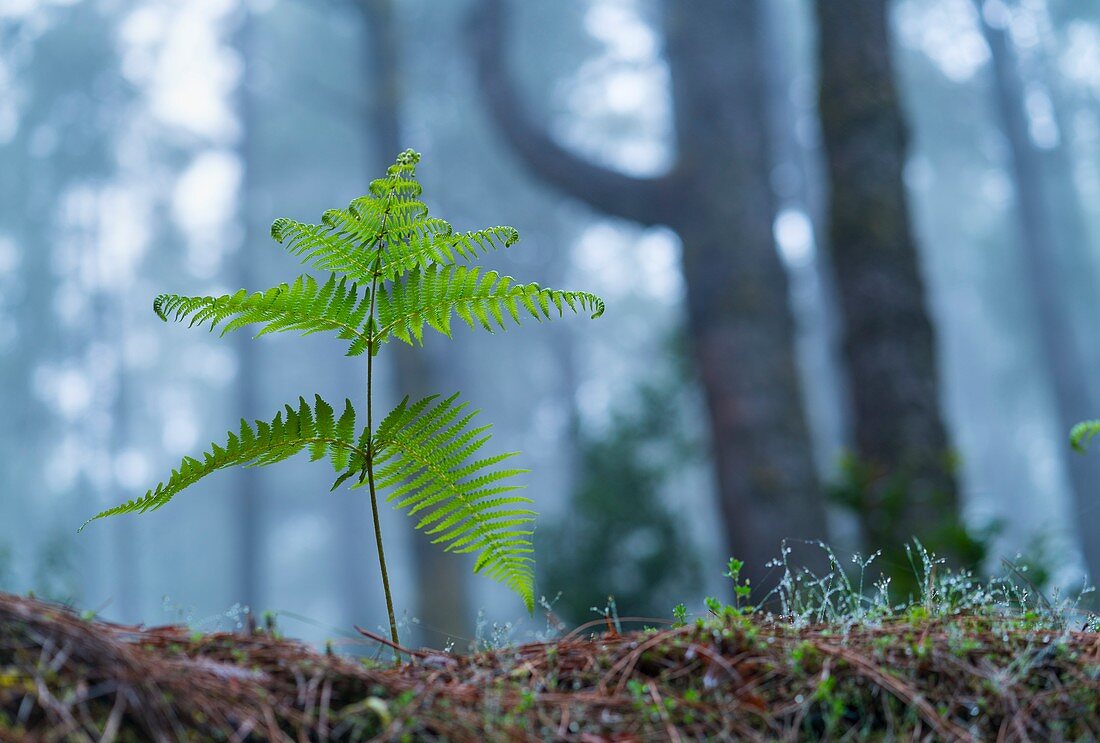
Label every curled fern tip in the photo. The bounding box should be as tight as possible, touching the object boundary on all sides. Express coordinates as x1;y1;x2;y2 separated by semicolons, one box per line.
270;217;291;243
152;295;170;321
1070;419;1100;453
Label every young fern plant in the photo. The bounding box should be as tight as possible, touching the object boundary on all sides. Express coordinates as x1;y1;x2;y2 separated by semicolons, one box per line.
80;150;604;647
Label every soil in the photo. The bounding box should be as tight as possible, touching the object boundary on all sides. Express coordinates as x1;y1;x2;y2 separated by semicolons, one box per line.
1;592;1098;741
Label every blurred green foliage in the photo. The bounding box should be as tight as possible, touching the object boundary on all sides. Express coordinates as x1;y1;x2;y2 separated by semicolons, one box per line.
830;454;996;599
541;357;701;624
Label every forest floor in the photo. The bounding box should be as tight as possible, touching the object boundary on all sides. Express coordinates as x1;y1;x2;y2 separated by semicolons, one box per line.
1;590;1098;741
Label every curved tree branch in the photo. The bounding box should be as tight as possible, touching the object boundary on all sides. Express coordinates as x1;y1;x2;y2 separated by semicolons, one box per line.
467;0;675;227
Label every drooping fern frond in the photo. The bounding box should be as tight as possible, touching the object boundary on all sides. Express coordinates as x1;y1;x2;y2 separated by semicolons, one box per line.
153;274;373;356
371;393;535;610
1071;420;1100;453
376;264;605;346
80;396;366;531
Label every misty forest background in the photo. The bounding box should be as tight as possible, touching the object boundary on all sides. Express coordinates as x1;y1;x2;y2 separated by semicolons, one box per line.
2;0;1100;650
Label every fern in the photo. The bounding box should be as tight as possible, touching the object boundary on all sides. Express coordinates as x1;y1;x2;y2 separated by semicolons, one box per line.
1071;420;1100;453
82;150;604;647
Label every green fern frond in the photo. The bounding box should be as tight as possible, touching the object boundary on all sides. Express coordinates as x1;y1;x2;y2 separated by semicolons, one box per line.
270;217;380;284
80;396;366;531
371;393;535;610
381;225;520;281
153;274;373;356
1070;420;1100;453
375;264;605;347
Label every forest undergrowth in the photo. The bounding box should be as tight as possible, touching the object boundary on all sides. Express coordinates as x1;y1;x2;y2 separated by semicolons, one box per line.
1;544;1098;741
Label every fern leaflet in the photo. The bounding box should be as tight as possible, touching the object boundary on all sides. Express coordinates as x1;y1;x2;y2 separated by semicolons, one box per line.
81;396;366;531
376;264;604;346
153;274;372;356
380;225;520;281
270;218;380;284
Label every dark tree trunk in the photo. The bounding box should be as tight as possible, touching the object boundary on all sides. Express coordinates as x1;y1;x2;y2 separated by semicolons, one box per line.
357;0;471;645
470;0;827;586
976;5;1100;584
814;0;966;562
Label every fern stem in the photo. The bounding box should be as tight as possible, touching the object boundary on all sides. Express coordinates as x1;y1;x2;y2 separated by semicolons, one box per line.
365;217;401;656
365;342;400;654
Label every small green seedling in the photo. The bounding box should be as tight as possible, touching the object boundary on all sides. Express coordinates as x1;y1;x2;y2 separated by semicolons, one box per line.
80;151;604;647
701;557;754;620
724;557;753;613
672;602;687;627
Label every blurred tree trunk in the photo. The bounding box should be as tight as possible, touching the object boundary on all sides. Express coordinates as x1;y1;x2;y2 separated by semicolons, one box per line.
233;5;262;613
976;4;1100;584
95;244;139;619
814;1;969;564
758;0;851;492
470;0;827;586
1031;3;1100;402
356;0;471;646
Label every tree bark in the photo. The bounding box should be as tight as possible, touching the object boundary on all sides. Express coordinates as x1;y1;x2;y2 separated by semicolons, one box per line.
976;3;1100;584
470;0;828;586
814;1;964;559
